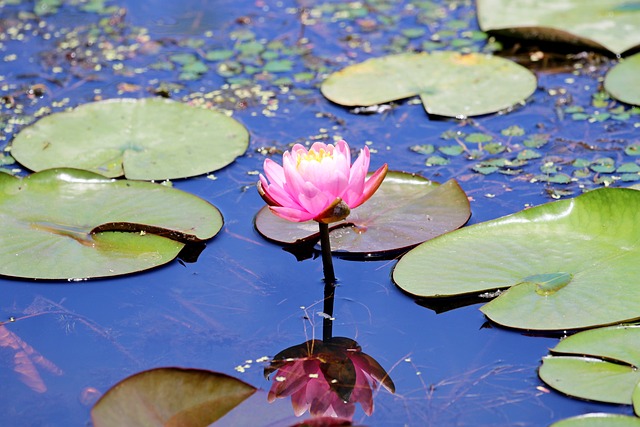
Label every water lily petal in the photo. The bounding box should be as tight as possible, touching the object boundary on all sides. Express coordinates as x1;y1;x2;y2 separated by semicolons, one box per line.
269;206;316;222
263;158;286;187
353;163;388;208
342;147;369;206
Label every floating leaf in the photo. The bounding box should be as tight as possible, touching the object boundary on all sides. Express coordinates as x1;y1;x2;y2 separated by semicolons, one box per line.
393;188;640;330
255;172;470;256
0;169;223;280
477;0;640;55
91;368;256;427
539;326;640;404
10;98;249;180
550;414;640;427
320;52;536;118
605;53;640;106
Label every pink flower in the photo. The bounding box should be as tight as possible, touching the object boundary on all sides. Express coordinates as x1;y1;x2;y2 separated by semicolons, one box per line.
258;140;388;223
265;338;395;420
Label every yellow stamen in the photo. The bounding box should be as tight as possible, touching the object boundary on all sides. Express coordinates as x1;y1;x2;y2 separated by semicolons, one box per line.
298;148;331;167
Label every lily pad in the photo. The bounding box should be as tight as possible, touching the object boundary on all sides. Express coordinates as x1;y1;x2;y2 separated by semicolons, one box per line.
255;172;470;256
0;168;223;280
605;53;640;106
550;414;640;427
539;326;640;404
477;0;640;55
320;52;537;118
91;368;256;427
10;98;249;180
393;188;640;330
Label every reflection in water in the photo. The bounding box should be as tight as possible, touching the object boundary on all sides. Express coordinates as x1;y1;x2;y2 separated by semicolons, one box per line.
265;337;395;419
264;197;395;421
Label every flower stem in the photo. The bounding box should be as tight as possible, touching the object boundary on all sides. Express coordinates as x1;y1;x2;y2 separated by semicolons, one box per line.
318;222;336;342
318;222;336;284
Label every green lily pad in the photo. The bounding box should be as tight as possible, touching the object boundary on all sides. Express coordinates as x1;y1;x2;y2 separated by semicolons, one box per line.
91;368;256;427
634;380;640;416
551;414;640;427
477;0;640;55
393;188;640;330
320;52;537;118
605;53;640;106
254;172;470;256
10;98;249;180
539;326;640;404
0;168;223;280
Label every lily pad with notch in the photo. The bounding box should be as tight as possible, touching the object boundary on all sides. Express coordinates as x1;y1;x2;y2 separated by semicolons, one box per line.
477;0;640;56
254;171;471;257
0;168;223;280
320;51;537;118
91;367;256;427
10;98;249;180
393;187;640;331
550;414;640;427
539;325;640;405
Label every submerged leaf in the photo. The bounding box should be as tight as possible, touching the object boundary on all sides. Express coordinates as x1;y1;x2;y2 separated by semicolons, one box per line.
91;368;256;427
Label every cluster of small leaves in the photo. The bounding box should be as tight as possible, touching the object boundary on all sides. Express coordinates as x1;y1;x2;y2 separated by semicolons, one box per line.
564;91;640;123
33;0;118;16
411;121;640;197
304;0;499;58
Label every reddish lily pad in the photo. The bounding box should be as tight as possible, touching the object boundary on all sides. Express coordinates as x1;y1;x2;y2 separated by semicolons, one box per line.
320;52;536;118
91;368;256;427
10;98;249;180
477;0;640;55
254;171;470;256
0;168;222;280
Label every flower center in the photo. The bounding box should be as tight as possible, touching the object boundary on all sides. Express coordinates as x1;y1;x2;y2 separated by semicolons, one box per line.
299;147;332;166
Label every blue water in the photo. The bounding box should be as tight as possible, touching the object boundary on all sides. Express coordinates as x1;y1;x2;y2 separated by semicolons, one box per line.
1;0;639;426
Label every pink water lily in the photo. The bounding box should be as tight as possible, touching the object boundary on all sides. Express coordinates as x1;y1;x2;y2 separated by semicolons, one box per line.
258;140;388;223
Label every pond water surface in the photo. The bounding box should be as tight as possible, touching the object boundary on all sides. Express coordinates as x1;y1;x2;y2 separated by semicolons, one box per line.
1;0;639;426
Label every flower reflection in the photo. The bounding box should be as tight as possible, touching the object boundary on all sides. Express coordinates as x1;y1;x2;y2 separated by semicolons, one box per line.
265;337;395;420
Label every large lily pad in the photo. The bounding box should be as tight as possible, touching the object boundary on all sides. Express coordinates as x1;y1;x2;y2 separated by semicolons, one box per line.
254;172;470;256
605;53;640;106
320;52;537;118
0;168;223;280
10;98;249;180
551;414;640;427
477;0;640;55
539;326;640;404
91;368;256;427
393;187;640;331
